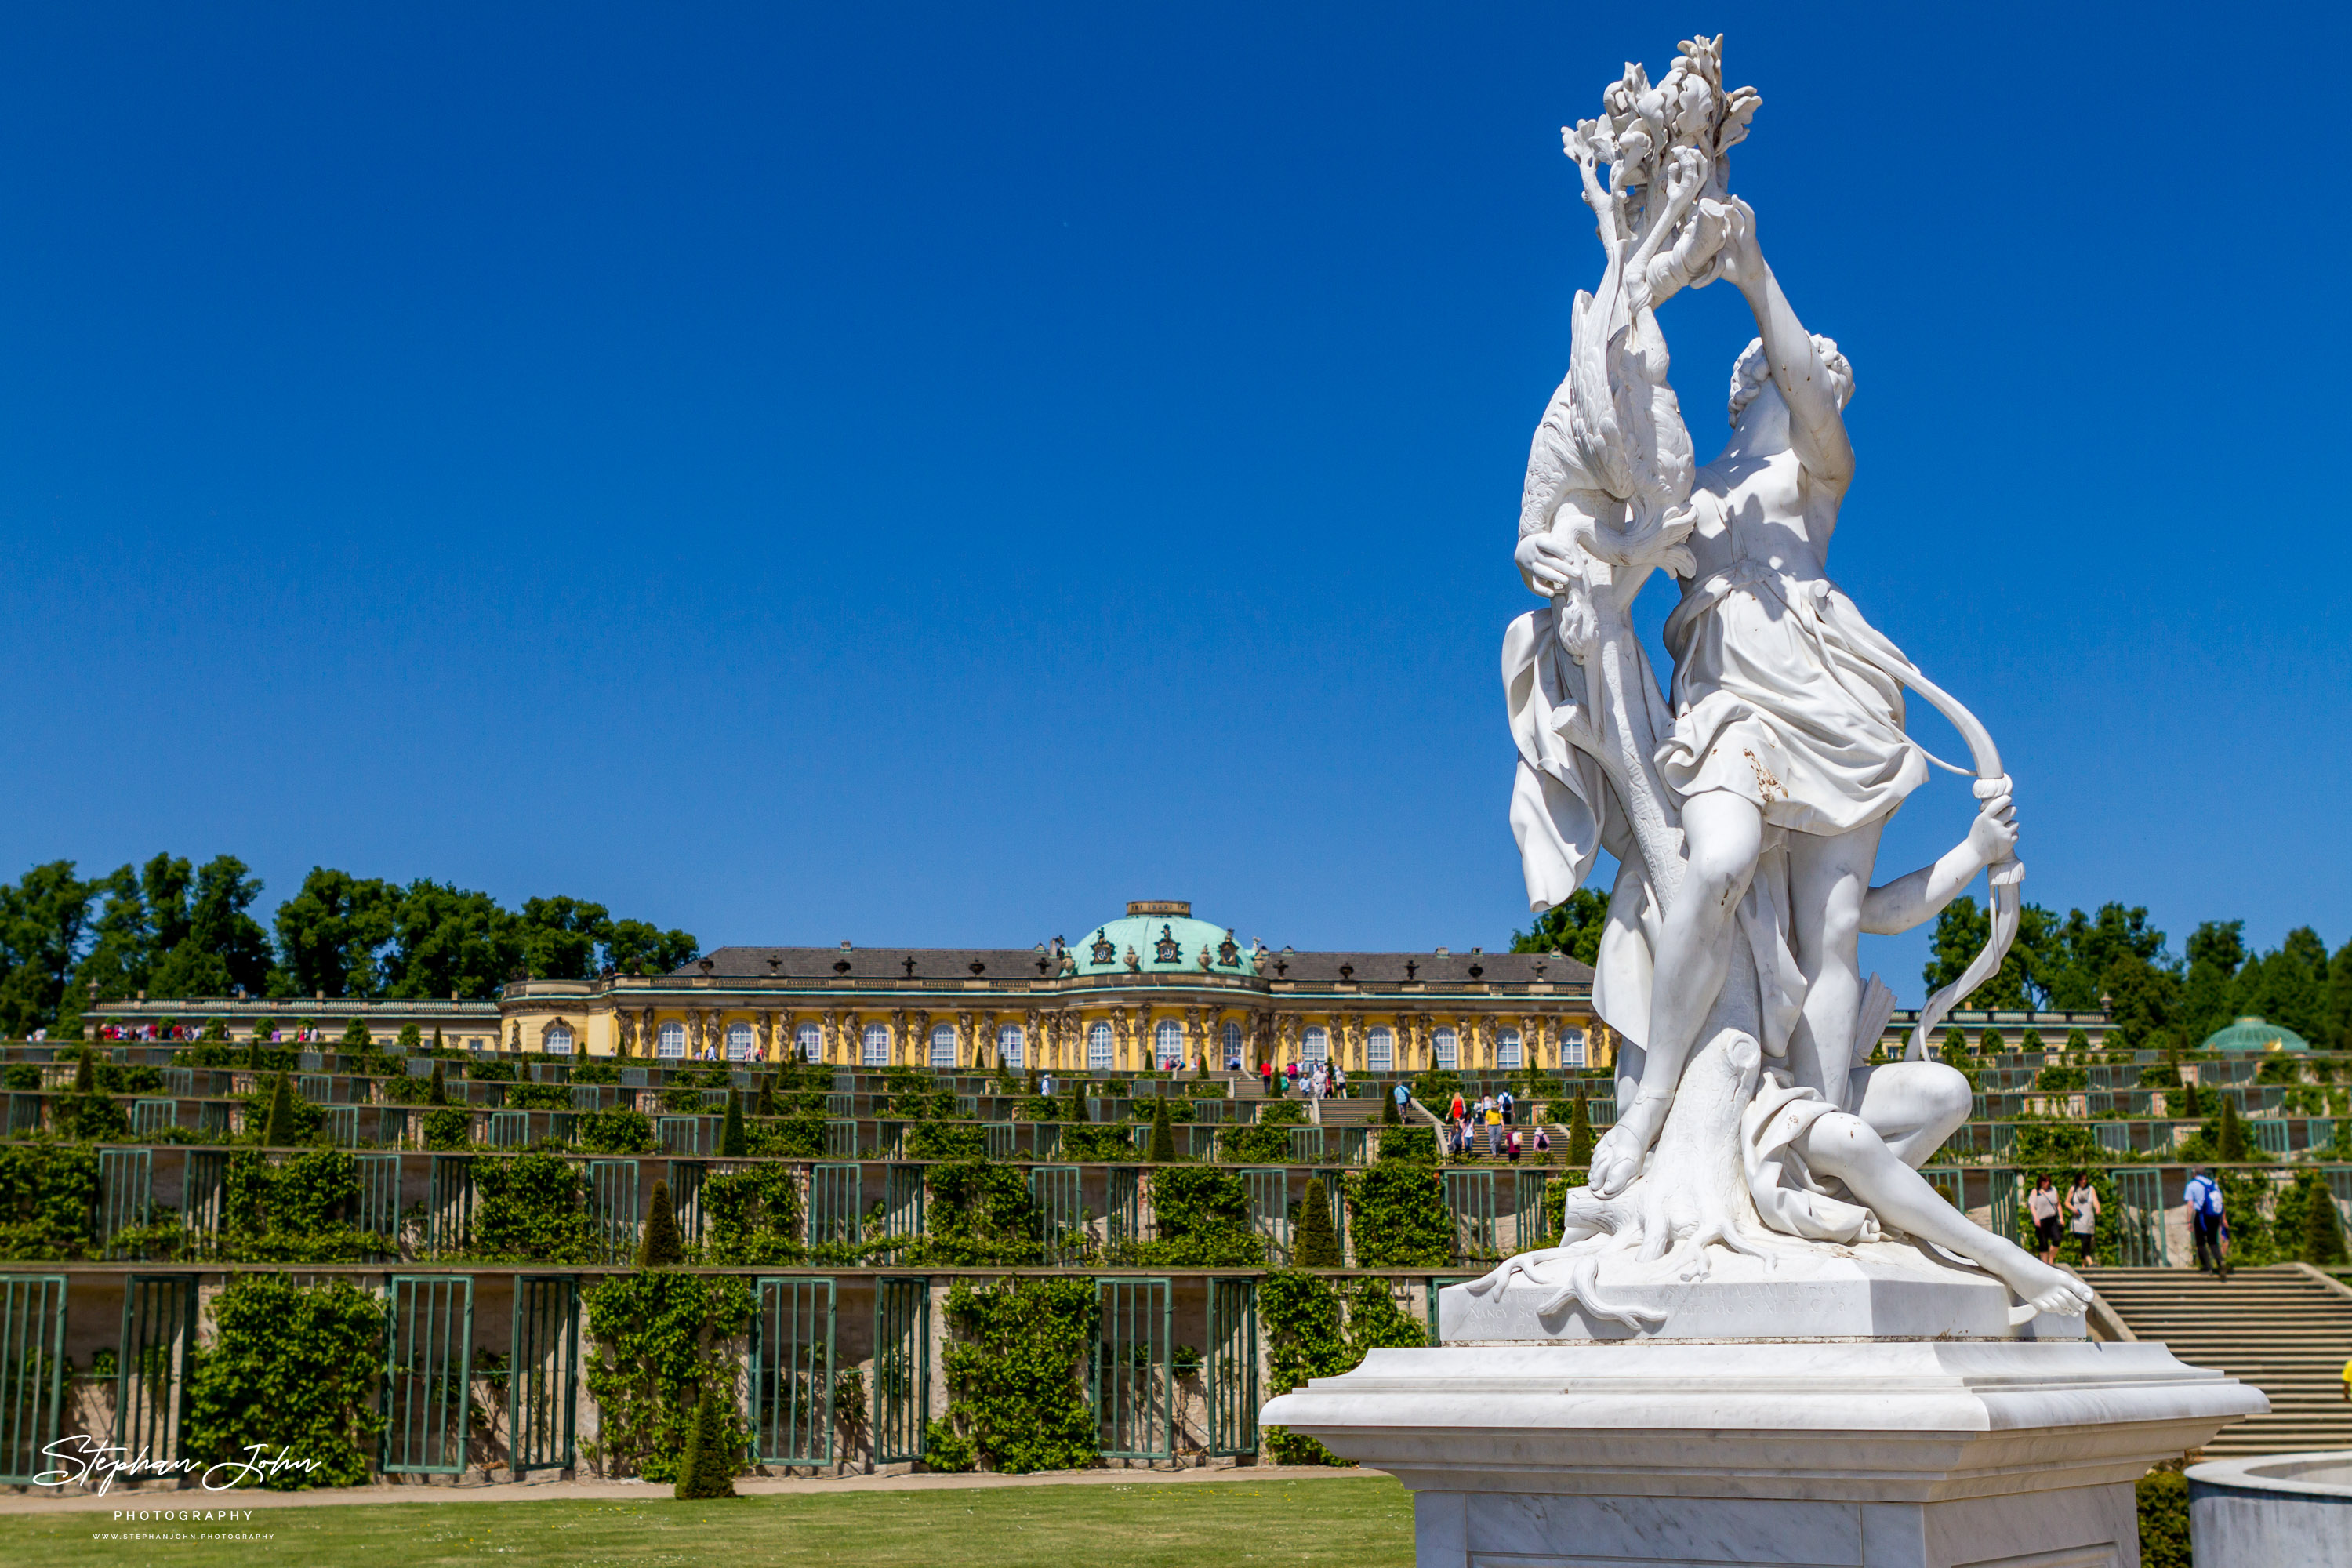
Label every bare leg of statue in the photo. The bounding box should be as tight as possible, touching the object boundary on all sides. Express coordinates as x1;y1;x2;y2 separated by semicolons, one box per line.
1795;1112;2092;1314
1589;789;1761;1195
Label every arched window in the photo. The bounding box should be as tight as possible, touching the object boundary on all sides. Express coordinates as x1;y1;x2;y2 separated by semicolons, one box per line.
1562;1028;1588;1069
996;1024;1024;1068
1087;1022;1114;1072
1434;1026;1458;1070
795;1022;823;1062
862;1022;888;1067
1368;1025;1394;1073
1222;1021;1243;1065
1303;1026;1328;1064
1154;1019;1184;1069
725;1022;755;1061
656;1022;686;1059
1497;1027;1523;1070
931;1022;957;1069
544;1024;574;1056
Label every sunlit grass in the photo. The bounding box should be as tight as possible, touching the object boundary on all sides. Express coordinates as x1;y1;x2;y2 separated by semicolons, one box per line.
0;1475;1414;1567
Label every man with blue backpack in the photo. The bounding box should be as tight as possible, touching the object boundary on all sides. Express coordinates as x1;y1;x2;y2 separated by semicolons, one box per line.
2185;1168;2228;1279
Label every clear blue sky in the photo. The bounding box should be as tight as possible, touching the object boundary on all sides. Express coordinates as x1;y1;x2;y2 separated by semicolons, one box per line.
1;4;2345;1002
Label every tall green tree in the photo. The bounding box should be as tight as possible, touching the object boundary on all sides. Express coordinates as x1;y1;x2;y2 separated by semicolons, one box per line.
383;880;520;1000
274;868;399;999
514;896;611;982
605;919;701;978
0;862;103;1036
1510;887;1610;966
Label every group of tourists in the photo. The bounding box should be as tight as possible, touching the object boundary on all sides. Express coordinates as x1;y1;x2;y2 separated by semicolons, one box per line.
1437;1087;1548;1162
1257;1058;1347;1099
2024;1173;2103;1265
2030;1167;2240;1281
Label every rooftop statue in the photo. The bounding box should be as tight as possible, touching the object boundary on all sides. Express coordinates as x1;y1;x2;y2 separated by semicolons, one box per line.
1482;35;2092;1326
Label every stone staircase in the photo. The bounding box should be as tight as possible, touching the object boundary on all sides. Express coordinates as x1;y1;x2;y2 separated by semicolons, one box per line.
2078;1264;2352;1457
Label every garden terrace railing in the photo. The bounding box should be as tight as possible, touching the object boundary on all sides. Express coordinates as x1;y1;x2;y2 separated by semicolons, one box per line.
871;1276;928;1464
1206;1276;1258;1457
1092;1276;1173;1461
509;1275;580;1475
586;1160;640;1263
809;1163;863;1250
381;1274;473;1475
1029;1165;1086;1263
1241;1168;1290;1264
1442;1169;1498;1265
751;1276;833;1468
0;1274;67;1484
114;1272;197;1471
96;1147;151;1258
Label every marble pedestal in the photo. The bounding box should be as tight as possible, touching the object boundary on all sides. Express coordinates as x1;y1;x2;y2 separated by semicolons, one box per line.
1261;1258;2266;1567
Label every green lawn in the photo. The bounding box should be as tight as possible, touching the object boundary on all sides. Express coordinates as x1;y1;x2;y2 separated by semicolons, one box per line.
0;1475;1414;1568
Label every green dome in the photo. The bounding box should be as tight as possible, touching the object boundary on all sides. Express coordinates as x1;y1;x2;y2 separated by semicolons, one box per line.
1071;902;1250;978
2200;1015;2311;1053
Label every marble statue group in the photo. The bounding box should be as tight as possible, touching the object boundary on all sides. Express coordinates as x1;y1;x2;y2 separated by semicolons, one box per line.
1479;35;2093;1326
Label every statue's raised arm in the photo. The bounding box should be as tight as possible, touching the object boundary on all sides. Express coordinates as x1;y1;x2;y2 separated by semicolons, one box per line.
1712;200;1854;492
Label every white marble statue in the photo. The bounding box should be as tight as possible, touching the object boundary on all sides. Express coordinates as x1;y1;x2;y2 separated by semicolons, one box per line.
1483;36;2092;1326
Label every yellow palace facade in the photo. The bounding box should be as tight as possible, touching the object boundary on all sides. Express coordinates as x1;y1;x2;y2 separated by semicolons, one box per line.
505;902;1606;1076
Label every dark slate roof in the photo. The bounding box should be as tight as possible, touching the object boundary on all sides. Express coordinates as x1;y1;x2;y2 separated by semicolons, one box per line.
682;946;1065;981
674;945;1592;985
1263;949;1592;985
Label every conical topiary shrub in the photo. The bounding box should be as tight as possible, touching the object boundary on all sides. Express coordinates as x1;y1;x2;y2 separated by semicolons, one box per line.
72;1049;95;1094
1294;1177;1342;1267
754;1075;777;1120
1149;1098;1177;1163
1382;1088;1401;1125
1065;1081;1087;1124
427;1060;448;1106
261;1071;296;1147
673;1384;738;1499
2181;1077;2202;1117
720;1088;747;1158
2217;1098;2248;1163
1567;1087;1593;1171
638;1179;684;1268
2307;1178;2349;1265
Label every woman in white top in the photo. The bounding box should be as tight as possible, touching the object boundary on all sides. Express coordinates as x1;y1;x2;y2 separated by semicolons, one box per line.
2067;1173;2103;1266
2027;1175;2062;1264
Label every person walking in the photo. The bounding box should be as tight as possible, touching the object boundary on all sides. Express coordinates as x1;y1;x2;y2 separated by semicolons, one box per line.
2066;1172;2101;1265
1448;1091;1467;1126
2027;1175;2063;1265
1261;1060;1275;1097
1498;1087;1515;1127
1485;1098;1504;1156
2341;1356;2352;1405
2186;1168;2227;1277
1392;1081;1410;1119
1507;1126;1523;1163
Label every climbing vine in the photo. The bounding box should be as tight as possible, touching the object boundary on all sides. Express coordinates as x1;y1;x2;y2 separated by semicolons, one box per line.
701;1163;806;1265
1260;1272;1424;1465
1347;1161;1453;1266
183;1276;385;1490
934;1276;1098;1474
473;1151;596;1261
582;1271;753;1483
1108;1166;1262;1268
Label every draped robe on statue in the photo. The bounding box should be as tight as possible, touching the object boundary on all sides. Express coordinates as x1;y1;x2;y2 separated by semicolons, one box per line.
1503;546;1934;1245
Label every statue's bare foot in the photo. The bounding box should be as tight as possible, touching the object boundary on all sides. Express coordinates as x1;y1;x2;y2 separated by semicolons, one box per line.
1994;1252;2095;1317
1588;1091;1668;1197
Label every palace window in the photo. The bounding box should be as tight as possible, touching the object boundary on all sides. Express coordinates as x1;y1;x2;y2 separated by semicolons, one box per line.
997;1024;1024;1068
1302;1026;1328;1064
726;1022;755;1061
1498;1027;1523;1070
795;1022;822;1062
1223;1021;1243;1064
656;1022;686;1059
1434;1026;1458;1070
862;1022;888;1067
1154;1019;1184;1069
1368;1025;1394;1073
931;1023;957;1068
1563;1028;1587;1069
543;1024;574;1056
1087;1022;1114;1072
